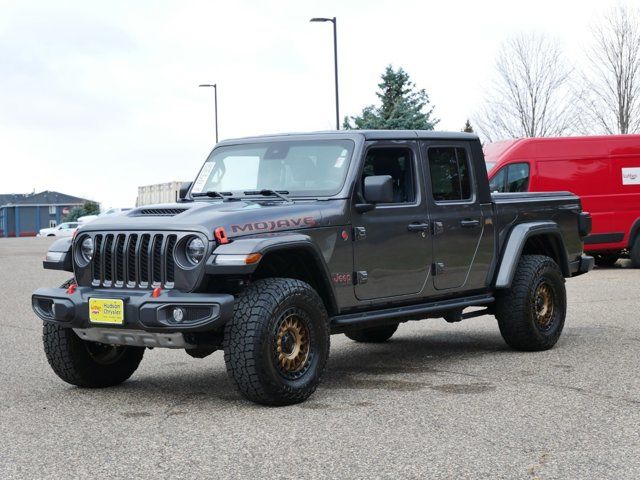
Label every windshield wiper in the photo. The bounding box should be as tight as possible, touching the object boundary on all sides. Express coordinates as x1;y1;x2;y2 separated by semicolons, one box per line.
192;190;233;199
244;189;293;203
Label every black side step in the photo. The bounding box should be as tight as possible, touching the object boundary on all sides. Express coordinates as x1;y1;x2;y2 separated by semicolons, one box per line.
330;294;494;334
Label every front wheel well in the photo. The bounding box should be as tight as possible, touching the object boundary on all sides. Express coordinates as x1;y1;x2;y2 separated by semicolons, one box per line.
521;234;569;276
252;248;337;316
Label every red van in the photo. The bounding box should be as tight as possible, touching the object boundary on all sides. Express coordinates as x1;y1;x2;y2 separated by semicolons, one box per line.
484;135;640;267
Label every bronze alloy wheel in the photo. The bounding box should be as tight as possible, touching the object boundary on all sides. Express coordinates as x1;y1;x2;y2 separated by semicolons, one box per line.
275;309;311;379
534;282;555;330
84;342;127;365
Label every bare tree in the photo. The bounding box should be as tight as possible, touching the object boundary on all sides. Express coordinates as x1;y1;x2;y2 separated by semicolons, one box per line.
578;5;640;134
476;33;574;142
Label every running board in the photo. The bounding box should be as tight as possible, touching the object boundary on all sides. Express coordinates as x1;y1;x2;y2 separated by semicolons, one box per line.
330;294;494;333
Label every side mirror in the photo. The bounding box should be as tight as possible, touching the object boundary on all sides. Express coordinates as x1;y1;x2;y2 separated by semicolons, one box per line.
364;175;394;204
179;182;193;201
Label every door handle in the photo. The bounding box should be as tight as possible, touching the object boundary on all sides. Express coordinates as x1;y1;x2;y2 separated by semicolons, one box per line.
407;222;430;232
460;219;480;228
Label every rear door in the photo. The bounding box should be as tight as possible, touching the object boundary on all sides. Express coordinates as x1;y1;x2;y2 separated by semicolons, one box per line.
422;141;484;291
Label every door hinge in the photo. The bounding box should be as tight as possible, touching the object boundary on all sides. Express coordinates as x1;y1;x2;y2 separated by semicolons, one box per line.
356;270;368;284
432;262;445;276
353;226;367;241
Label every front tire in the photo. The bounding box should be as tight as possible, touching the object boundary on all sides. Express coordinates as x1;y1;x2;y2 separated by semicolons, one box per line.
223;278;330;406
495;255;566;351
43;323;144;387
345;323;398;343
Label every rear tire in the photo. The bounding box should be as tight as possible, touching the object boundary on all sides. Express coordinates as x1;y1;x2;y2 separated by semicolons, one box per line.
630;236;640;268
223;278;330;406
495;255;566;351
43;323;144;387
594;253;619;267
345;323;399;343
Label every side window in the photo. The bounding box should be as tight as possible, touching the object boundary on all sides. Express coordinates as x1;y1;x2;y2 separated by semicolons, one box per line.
489;167;506;193
49;220;57;228
428;147;473;202
362;147;415;203
506;163;530;192
48;206;56;215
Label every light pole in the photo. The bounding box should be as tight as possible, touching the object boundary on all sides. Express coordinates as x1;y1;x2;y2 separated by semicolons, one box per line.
198;83;218;143
310;17;339;130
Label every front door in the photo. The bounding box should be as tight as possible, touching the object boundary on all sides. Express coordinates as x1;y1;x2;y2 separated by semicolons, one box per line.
422;142;484;291
352;142;432;301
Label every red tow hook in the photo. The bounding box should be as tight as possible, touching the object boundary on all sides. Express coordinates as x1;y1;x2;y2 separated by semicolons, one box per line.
67;283;77;294
215;227;229;244
152;287;162;298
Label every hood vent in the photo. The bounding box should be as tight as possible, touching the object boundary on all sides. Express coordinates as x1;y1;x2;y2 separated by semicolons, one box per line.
132;208;189;217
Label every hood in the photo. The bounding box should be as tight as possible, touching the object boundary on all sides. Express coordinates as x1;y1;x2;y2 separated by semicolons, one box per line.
76;199;335;240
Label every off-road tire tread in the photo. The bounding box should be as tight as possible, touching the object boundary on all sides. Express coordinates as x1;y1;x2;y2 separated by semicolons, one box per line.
43;323;144;388
223;278;329;406
495;255;566;352
345;323;399;343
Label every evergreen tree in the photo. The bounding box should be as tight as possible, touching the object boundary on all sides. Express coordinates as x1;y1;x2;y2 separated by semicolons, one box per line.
463;119;474;133
344;65;439;130
63;201;101;222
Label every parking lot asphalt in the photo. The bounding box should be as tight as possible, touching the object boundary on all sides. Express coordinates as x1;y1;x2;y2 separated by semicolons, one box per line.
0;237;638;479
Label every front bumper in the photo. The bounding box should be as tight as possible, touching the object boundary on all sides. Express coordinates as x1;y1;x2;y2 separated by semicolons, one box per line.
570;254;595;277
32;286;234;334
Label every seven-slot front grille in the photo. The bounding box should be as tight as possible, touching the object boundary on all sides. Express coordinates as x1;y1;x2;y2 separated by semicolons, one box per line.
90;233;178;289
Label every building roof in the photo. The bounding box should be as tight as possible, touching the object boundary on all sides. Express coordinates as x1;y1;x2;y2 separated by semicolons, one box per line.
0;191;91;207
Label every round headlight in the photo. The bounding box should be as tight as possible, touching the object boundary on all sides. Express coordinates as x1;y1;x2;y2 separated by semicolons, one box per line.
185;237;206;265
80;237;94;263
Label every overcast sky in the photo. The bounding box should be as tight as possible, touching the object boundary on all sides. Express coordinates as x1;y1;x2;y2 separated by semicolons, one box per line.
0;0;623;208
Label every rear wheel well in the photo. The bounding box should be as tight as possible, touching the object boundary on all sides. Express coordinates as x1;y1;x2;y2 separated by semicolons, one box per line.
521;234;569;276
252;249;337;316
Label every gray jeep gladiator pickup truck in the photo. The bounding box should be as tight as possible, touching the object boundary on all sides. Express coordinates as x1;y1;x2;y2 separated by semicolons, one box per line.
32;130;594;405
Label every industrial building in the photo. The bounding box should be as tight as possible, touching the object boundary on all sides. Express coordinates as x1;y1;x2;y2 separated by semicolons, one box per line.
0;191;91;237
136;181;187;206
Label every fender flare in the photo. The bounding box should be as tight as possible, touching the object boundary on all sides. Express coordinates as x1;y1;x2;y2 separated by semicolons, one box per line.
495;222;570;289
207;233;338;313
43;237;74;272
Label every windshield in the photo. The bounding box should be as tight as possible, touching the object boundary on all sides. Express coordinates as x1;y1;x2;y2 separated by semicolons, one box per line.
485;161;496;172
191;139;355;197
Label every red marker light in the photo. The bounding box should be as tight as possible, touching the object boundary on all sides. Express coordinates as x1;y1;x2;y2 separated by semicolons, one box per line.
215;227;229;245
341;230;349;241
152;287;162;298
67;283;77;294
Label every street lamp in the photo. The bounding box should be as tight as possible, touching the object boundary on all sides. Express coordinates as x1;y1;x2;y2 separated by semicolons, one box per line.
198;83;219;143
310;17;340;130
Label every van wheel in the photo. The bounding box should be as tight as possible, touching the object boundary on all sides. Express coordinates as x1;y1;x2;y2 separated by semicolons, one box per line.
495;255;566;351
345;323;398;343
223;278;330;406
594;253;619;267
630;236;640;267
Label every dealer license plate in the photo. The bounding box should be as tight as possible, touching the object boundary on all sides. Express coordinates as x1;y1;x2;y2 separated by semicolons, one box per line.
89;298;124;325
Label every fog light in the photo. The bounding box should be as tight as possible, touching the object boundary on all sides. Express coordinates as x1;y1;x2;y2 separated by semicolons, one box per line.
172;307;185;322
